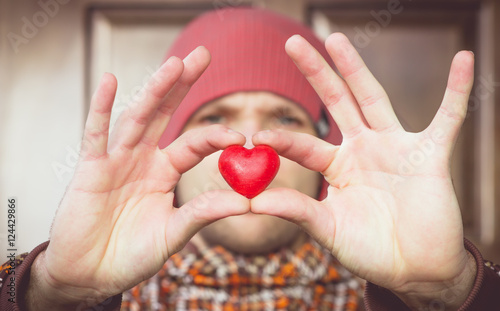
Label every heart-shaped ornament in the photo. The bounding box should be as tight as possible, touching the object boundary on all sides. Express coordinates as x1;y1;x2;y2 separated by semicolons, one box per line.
218;145;280;199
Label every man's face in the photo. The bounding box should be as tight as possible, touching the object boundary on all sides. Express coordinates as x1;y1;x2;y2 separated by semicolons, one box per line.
176;91;321;254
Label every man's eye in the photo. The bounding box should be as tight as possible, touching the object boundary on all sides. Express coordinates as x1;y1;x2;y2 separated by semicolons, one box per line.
276;115;302;126
200;114;225;124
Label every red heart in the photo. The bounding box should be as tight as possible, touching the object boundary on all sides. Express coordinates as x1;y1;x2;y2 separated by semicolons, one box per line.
218;145;280;199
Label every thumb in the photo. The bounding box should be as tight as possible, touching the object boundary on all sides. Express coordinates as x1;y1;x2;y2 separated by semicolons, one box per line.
251;188;335;251
166;190;250;255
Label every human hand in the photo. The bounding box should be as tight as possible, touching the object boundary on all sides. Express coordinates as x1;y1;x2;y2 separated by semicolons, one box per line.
31;47;249;309
251;33;476;309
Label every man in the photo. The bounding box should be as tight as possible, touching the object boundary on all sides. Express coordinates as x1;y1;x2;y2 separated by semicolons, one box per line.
1;7;499;311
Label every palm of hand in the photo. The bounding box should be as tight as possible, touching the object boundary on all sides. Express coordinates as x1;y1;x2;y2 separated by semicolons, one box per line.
47;145;178;293
323;130;464;289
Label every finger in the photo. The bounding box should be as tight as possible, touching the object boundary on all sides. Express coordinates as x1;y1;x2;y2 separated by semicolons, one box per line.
325;33;401;132
144;46;211;146
81;73;117;160
251;188;335;251
109;56;184;150
285;34;366;138
166;190;250;254
426;51;474;151
252;129;338;173
165;124;245;174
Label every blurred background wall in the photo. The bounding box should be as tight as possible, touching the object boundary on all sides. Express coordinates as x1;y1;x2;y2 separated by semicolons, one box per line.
1;0;499;262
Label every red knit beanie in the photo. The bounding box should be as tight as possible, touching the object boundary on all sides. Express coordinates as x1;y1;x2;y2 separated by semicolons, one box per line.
157;7;342;199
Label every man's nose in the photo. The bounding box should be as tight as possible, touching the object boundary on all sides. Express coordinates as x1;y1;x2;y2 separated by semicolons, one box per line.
238;120;261;149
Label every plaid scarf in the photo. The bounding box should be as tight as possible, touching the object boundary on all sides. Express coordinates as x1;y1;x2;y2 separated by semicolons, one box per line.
122;238;364;310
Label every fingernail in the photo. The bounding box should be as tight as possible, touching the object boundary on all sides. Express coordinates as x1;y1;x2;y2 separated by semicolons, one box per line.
256;130;272;139
165;56;178;65
184;48;198;61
